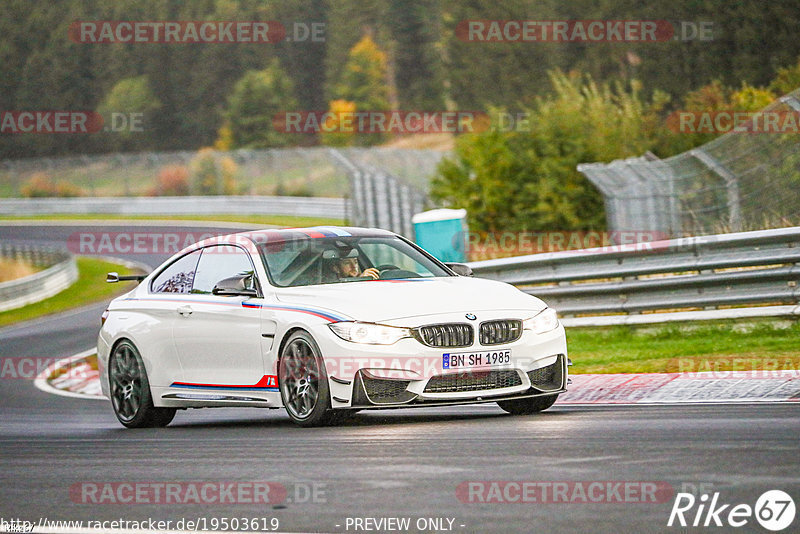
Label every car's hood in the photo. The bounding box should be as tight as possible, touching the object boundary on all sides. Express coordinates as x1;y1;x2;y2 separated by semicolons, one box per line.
274;276;546;322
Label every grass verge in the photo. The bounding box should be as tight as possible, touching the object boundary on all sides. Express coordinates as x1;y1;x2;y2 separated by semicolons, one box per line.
0;213;344;227
567;319;800;374
0;257;138;328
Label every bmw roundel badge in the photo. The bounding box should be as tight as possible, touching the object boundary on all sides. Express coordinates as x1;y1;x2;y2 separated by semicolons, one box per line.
465;313;477;321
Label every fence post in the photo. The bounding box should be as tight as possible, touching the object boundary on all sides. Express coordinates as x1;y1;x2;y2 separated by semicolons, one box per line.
690;149;742;233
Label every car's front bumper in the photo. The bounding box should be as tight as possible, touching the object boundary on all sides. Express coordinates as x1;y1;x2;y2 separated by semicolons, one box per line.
346;353;568;409
313;317;568;409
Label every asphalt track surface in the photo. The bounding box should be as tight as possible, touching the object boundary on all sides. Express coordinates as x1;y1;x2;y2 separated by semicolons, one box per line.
1;223;799;533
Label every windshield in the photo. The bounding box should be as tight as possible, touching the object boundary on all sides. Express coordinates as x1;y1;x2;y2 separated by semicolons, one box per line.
258;235;451;287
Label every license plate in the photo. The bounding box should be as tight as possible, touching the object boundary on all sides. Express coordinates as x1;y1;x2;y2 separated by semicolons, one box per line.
442;350;511;369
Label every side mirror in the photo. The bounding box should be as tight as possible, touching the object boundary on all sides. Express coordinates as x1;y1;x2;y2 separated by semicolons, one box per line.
212;274;258;297
106;272;148;283
445;263;473;277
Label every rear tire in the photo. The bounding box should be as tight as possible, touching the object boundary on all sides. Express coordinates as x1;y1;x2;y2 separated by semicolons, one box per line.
109;340;176;428
497;394;558;415
278;331;334;427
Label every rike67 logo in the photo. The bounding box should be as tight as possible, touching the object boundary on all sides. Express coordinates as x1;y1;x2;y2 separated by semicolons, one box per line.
668;490;795;531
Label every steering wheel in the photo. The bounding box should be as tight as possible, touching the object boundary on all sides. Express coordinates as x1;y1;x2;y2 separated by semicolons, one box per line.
376;265;421;280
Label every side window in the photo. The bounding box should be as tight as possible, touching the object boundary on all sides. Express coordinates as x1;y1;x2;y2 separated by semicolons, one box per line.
150;249;202;294
191;245;256;295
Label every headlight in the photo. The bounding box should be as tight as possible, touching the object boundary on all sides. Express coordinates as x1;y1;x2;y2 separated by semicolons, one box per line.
523;307;559;334
328;321;412;345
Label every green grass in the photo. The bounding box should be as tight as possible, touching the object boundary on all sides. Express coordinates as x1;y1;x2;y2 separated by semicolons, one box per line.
0;257;138;328
0;213;344;227
567;320;800;374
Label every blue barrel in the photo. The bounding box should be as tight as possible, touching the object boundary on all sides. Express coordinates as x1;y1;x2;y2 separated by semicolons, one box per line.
412;209;468;262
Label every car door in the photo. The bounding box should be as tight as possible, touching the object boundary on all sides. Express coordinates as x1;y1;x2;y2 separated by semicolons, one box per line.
171;244;266;389
143;248;203;387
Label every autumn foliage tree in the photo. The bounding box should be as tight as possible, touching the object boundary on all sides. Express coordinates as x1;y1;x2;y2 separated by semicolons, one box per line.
327;35;391;146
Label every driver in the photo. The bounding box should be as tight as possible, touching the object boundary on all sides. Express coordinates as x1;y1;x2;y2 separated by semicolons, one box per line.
329;249;380;280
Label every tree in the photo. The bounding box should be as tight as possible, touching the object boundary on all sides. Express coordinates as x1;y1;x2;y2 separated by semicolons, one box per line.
272;0;330;111
333;35;390;110
97;76;161;152
320;99;357;147
330;35;391;145
657;80;778;155
324;0;385;102
222;60;299;148
769;56;800;95
385;0;444;109
431;71;667;233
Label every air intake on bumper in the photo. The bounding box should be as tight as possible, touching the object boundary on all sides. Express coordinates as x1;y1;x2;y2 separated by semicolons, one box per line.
353;371;417;405
527;354;566;392
423;370;522;393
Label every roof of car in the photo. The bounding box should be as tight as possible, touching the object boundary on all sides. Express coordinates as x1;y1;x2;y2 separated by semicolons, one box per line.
236;226;397;243
177;227;398;258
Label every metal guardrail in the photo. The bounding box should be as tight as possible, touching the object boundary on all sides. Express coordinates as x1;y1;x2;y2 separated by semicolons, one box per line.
468;227;800;320
0;245;79;312
0;195;347;220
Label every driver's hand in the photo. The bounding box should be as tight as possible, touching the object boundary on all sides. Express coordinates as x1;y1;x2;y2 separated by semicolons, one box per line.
361;268;380;279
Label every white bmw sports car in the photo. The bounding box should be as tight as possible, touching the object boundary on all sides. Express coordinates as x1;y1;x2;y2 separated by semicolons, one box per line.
98;227;568;427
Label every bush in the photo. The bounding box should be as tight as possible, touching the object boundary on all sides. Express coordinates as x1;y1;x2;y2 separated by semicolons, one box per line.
275;181;314;197
20;173;54;197
53;180;84;197
189;148;237;195
154;165;189;196
431;71;666;233
20;173;84;197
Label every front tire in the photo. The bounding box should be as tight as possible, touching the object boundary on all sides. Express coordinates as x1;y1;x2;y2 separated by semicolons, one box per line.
278;331;334;427
109;340;176;428
497;394;558;415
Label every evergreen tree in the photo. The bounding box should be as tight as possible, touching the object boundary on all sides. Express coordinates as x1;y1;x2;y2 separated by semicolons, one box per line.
385;0;444;109
223;60;299;148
